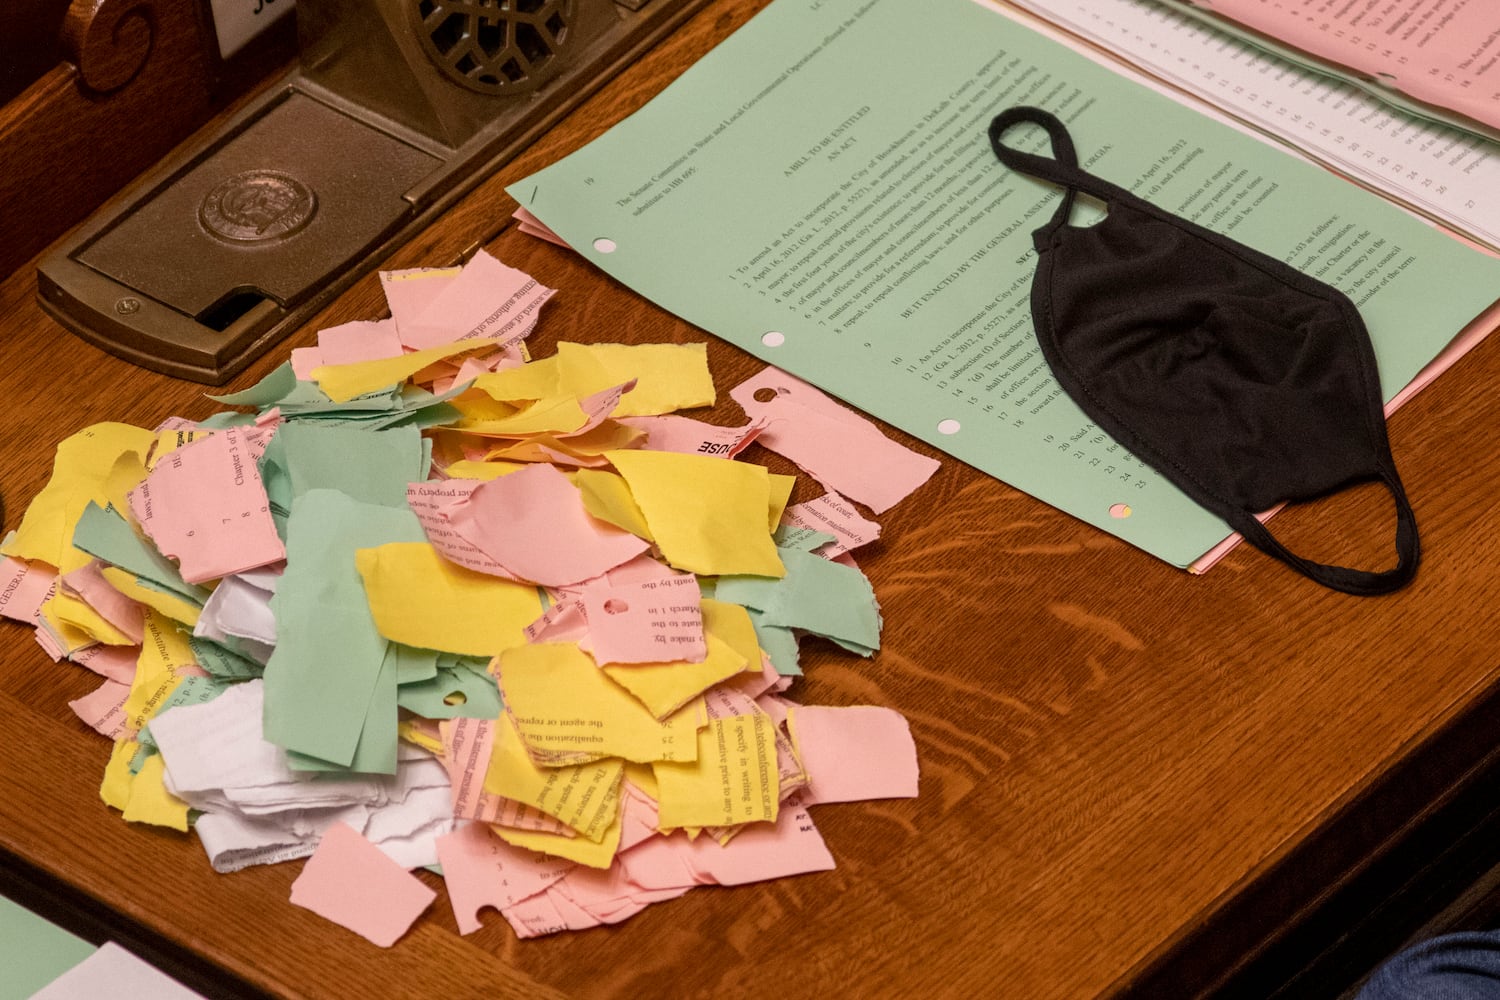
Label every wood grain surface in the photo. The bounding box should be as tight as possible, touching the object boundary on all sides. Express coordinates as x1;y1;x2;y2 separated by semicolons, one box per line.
2;1;1499;997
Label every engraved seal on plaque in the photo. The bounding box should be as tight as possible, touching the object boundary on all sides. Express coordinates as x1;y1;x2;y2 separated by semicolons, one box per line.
199;170;317;243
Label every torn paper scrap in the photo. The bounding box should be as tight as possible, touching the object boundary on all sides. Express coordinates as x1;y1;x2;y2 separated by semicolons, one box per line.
732;367;938;514
787;704;919;805
289;822;436;947
395;249;554;351
606;449;785;578
357;541;543;657
127;426;285;584
436;821;573;934
445;464;649;587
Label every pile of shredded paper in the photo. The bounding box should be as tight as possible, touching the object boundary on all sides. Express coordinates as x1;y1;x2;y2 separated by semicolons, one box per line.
0;250;935;945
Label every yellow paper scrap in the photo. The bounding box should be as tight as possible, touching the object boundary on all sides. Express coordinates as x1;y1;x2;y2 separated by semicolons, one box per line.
606;450;784;578
100;738;139;811
623;762;659;801
311;336;503;402
701;599;762;671
477;422;645;465
2;422;154;568
100;567;202;627
120;611;195;733
497;642;702;765
492;804;624;869
482;714;624;840
137;609;197;673
356;542;543;657
453;393;591;437
397;718;446;755
574;469;653;541
767;473;796;531
470;356;562;402
440;458;531;481
44;590;134;649
121;752;190;831
102;450;151;519
602;635;746;720
556;342;716;416
654;712;780;830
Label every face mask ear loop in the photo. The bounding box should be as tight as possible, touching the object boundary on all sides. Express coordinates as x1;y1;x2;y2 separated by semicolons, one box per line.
1229;468;1420;596
990;106;1086;248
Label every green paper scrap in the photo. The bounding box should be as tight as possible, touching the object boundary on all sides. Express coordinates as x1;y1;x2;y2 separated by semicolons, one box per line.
391;642;441;685
262;490;424;771
509;0;1500;568
188;635;264;680
137;675;236;751
745;605;801;677
279;423;426;509
195;410;261;430
397;663;503;720
207;362;298;407
71;503;211;606
278;383;403;417
717;546;881;654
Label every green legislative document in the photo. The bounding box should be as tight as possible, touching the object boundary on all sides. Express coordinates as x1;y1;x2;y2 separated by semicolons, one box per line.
510;0;1500;568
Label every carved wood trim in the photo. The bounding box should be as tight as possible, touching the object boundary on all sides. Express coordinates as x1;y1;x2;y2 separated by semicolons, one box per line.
61;0;159;94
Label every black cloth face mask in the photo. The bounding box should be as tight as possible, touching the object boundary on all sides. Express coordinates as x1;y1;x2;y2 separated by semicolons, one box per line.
989;106;1418;595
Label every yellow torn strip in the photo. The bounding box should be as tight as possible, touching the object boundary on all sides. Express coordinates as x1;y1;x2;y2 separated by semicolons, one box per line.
311;336;503;402
99;568;202;628
121;752;190;831
574;469;654;541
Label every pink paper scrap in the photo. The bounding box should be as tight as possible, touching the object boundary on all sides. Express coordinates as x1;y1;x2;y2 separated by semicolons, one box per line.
289;822;436;947
732;367;938;514
789;704;919;805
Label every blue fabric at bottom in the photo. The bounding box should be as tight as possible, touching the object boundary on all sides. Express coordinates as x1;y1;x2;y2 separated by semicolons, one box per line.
1358;931;1500;1000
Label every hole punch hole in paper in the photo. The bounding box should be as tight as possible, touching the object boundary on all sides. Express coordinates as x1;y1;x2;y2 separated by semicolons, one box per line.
444;691;468;706
1109;503;1132;519
937;419;961;435
593;237;618;254
603;598;629;614
761;331;786;348
752;386;790;404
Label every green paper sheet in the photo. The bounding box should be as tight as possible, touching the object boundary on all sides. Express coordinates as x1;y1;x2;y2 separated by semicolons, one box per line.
510;0;1500;567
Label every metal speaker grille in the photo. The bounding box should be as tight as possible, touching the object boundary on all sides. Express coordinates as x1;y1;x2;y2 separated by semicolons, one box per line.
413;0;573;95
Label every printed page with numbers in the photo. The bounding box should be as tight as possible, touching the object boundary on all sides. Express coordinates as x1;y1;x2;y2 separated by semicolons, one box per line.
1005;0;1500;251
511;0;1500;569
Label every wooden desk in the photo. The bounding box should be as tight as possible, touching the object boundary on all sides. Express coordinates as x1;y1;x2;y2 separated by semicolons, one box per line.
4;2;1500;997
